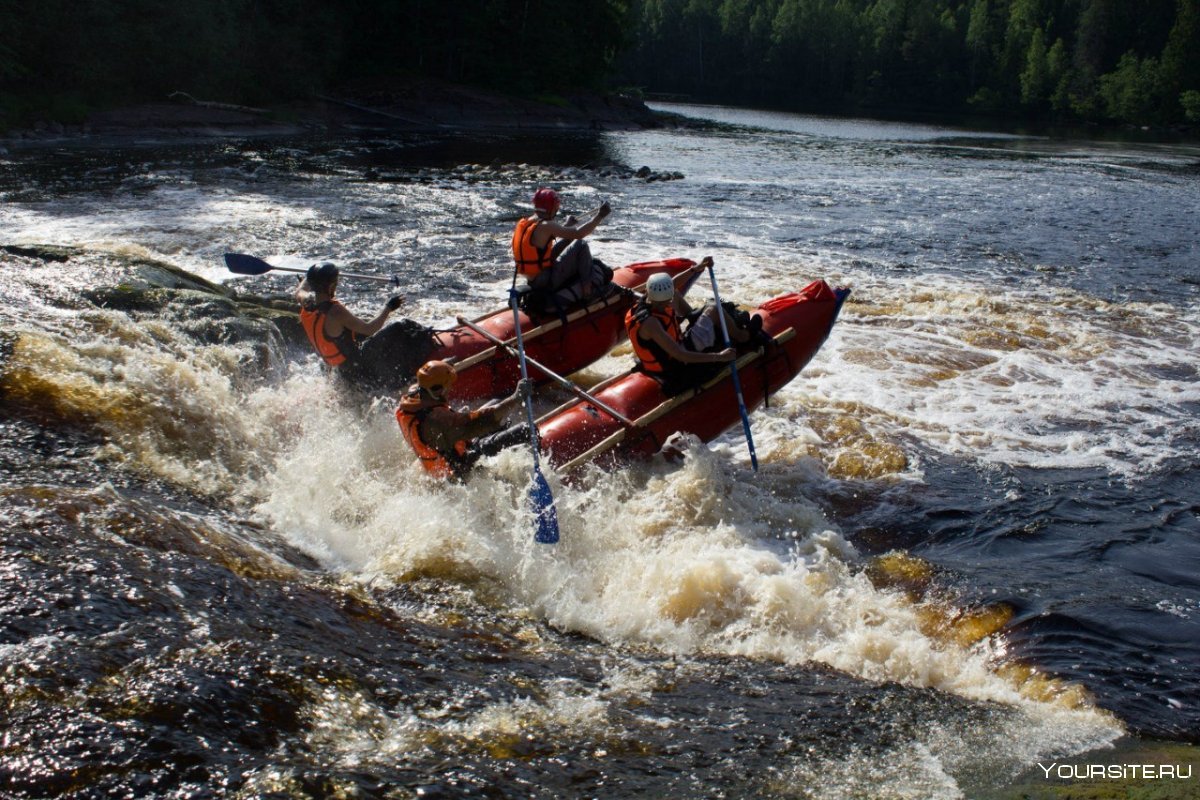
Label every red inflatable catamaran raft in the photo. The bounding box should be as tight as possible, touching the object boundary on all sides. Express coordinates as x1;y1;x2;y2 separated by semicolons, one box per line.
435;258;701;401
535;280;850;470
224;251;700;402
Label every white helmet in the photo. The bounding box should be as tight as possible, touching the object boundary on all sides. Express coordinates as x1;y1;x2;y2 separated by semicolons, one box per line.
645;272;675;302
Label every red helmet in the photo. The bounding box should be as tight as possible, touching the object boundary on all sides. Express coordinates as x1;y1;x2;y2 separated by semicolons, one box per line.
532;188;560;213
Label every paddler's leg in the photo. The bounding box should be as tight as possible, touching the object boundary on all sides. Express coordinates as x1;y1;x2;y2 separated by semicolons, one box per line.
546;240;596;304
455;423;534;475
684;310;717;351
720;301;764;339
470;423;533;459
698;302;761;346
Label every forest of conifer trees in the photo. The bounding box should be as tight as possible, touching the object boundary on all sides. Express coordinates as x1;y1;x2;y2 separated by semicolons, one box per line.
1;0;1196;131
618;0;1200;126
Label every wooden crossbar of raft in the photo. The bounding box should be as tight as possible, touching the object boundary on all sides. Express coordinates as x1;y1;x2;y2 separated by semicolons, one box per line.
445;268;686;372
553;326;798;472
445;286;632;371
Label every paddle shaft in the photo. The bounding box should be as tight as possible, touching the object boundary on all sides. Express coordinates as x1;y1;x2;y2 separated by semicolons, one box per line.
556;342;784;472
707;266;760;472
224;253;399;285
453;263;700;372
456;316;636;428
508;297;541;459
267;264;398;284
509;290;560;544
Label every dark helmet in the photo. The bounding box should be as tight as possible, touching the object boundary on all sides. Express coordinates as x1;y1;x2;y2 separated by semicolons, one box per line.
306;262;339;291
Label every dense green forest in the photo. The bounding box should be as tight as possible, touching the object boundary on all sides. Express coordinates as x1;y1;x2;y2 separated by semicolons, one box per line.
1;0;1196;131
0;0;628;128
619;0;1200;126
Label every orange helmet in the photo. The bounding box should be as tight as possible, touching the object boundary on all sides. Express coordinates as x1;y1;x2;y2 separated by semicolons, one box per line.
417;360;457;393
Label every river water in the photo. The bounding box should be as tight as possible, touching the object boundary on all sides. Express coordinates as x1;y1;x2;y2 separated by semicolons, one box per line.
1;103;1198;798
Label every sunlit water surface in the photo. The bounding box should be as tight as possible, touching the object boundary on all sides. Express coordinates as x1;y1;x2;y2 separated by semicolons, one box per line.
1;104;1198;797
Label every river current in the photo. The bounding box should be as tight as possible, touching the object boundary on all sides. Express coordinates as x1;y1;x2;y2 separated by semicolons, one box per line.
1;103;1198;798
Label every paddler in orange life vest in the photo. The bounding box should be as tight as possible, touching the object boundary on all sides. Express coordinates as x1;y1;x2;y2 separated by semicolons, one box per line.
625;258;762;397
296;262;421;392
512;188;613;310
396;360;533;480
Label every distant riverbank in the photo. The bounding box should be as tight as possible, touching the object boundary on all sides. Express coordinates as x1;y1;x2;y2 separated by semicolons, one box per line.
0;79;665;149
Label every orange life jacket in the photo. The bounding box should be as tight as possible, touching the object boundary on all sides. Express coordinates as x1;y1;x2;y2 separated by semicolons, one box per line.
512;216;555;278
625;300;681;374
396;392;469;479
299;301;359;367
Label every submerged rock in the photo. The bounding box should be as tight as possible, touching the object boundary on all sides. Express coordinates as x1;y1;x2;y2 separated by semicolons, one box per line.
10;244;308;370
421;160;685;188
3;244;75;263
3;246;316;484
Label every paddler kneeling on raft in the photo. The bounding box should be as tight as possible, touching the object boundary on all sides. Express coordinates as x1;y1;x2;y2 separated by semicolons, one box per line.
397;360;533;480
296;262;432;393
625;257;764;397
512;187;615;314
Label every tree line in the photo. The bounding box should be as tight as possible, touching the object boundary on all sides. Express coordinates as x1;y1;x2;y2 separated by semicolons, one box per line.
616;0;1200;126
1;0;1196;130
0;0;628;129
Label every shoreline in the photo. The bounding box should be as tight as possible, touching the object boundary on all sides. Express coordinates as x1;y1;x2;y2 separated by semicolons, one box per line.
7;86;1193;153
0;80;667;151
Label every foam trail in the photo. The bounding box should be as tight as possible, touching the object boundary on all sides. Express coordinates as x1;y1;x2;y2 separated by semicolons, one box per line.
255;395;1118;718
246;396;1120;798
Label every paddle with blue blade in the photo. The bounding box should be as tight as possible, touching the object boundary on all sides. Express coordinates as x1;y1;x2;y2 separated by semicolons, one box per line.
224;253;400;285
508;290;560;544
706;260;760;472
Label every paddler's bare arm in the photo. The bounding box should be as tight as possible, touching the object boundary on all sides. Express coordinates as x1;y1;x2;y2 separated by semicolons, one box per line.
640;317;734;364
646;256;712;310
532;201;611;246
324;296;405;338
677;256;714;298
423;380;528;450
672;292;695;319
472;380;529;421
423;406;503;451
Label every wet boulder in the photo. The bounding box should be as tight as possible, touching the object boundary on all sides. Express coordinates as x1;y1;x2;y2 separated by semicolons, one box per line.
10;243;308;374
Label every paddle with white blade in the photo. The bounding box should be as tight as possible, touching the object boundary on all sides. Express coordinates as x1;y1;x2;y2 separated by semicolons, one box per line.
224;253;400;285
508;290;560;544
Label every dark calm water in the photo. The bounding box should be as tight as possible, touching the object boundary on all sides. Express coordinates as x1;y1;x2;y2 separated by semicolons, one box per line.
1;104;1198;798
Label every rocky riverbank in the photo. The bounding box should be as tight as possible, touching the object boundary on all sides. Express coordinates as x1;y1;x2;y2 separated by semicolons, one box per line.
0;80;667;150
